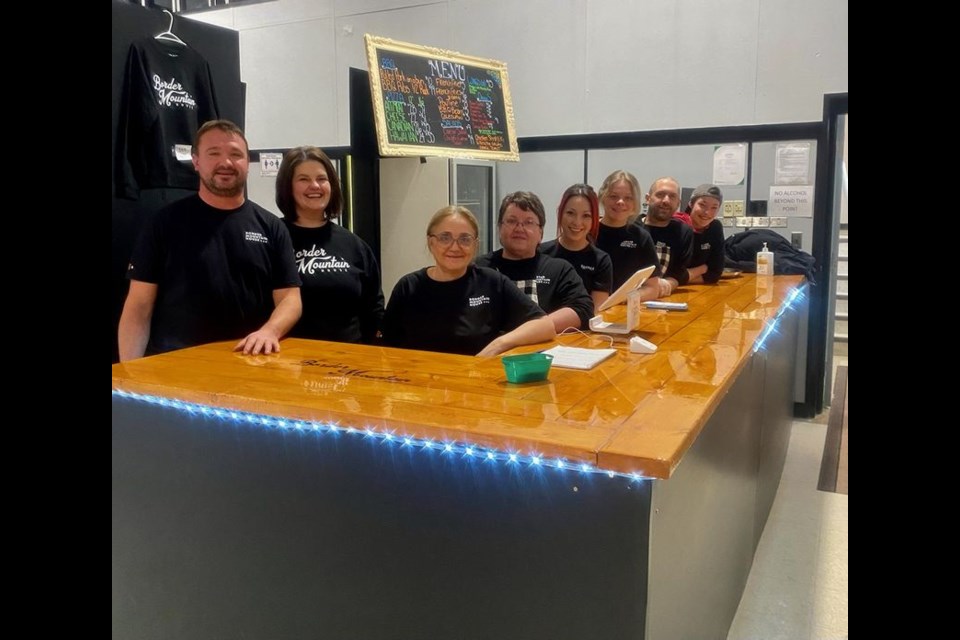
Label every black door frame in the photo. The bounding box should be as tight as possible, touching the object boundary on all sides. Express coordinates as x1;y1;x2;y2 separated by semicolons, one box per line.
807;92;849;416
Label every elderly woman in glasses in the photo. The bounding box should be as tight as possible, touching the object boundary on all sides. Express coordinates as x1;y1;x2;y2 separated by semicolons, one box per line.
538;183;614;312
382;205;555;356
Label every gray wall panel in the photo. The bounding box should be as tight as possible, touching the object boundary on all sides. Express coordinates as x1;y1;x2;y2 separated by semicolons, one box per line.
189;0;847;146
114;396;652;640
496;150;585;242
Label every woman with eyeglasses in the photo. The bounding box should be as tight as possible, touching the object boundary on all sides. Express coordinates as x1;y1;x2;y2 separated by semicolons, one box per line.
595;169;662;300
382;206;555;356
539;183;614;312
275;146;384;343
476;191;594;332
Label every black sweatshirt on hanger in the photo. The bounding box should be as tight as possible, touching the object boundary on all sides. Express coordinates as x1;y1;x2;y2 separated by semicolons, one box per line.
116;37;220;199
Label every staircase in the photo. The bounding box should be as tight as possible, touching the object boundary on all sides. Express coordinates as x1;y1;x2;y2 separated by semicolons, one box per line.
834;224;847;354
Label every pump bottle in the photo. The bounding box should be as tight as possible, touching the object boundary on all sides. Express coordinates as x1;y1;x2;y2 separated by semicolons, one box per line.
756;242;773;276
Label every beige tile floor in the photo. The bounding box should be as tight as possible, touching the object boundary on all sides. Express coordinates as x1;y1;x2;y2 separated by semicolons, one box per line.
727;356;848;640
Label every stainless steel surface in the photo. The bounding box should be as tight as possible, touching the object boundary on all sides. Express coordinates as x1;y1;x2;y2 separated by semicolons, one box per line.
645;295;803;640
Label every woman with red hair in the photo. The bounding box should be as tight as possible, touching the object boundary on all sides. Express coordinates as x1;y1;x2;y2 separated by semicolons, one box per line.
539;183;613;312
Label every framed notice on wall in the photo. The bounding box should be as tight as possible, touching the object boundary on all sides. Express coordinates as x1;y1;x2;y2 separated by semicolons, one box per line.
364;34;519;161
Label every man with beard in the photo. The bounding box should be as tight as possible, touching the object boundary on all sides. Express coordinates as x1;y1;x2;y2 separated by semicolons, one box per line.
119;120;301;360
639;176;694;298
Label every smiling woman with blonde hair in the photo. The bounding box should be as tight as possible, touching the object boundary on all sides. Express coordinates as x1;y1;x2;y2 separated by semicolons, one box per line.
382;206;555;356
595;169;662;301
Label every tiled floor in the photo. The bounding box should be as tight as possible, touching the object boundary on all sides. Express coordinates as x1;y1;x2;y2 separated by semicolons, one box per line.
727;357;849;640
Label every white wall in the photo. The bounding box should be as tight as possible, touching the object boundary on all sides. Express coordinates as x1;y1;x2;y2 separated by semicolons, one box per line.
496;150;585;242
378;157;450;299
185;0;847;148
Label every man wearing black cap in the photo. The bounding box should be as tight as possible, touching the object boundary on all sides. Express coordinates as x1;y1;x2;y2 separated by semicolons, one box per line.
673;184;726;284
639;176;694;298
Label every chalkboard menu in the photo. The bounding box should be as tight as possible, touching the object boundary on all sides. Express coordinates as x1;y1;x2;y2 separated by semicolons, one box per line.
364;34;519;161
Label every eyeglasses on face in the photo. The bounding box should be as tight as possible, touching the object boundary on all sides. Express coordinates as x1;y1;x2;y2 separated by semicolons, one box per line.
500;218;541;230
429;232;477;248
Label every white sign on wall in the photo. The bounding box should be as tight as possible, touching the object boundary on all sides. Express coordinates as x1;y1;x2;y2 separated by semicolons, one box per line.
769;185;813;217
774;142;811;185
260;152;282;177
712;144;746;186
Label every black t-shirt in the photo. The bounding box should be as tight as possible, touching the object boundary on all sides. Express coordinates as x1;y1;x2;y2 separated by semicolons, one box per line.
286;221;384;343
382;265;545;355
640;217;694;285
539;240;614;295
128;195;301;354
595;222;663;290
690;219;726;284
476;250;594;328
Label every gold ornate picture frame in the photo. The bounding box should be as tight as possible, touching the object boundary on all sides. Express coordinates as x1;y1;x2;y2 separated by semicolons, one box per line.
364;34;519;161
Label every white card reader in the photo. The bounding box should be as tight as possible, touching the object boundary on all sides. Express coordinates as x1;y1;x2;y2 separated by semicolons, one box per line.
629;336;657;354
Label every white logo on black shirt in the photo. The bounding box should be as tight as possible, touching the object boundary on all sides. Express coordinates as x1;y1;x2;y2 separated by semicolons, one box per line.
245;231;268;244
152;75;198;109
469;295;491;307
580;264;594;271
620;240;637;248
295;246;352;274
700;242;711;250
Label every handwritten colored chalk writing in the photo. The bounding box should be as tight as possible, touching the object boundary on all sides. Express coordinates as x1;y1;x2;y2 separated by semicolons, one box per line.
428;58;466;81
384;98;420;144
476;134;504;150
468;100;495;130
370;43;515;156
410;95;436;144
443;126;469;145
409;75;430;95
435;77;465;120
380;68;430;95
467;78;493;95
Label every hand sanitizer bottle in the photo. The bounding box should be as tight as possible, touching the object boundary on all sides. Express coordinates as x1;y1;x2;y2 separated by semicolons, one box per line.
756;242;773;276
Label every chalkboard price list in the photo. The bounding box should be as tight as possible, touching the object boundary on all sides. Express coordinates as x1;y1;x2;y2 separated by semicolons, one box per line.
367;36;518;160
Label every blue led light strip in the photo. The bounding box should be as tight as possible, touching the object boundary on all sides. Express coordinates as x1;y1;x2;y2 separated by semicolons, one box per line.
112;389;650;483
752;284;806;353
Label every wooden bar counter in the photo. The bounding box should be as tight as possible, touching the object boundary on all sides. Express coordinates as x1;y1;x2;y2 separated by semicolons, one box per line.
113;274;807;640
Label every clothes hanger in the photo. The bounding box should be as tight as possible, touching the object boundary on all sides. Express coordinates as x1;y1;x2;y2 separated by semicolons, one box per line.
155;9;187;46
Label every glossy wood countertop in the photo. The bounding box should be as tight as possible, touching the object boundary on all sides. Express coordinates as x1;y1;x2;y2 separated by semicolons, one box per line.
112;274;805;479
